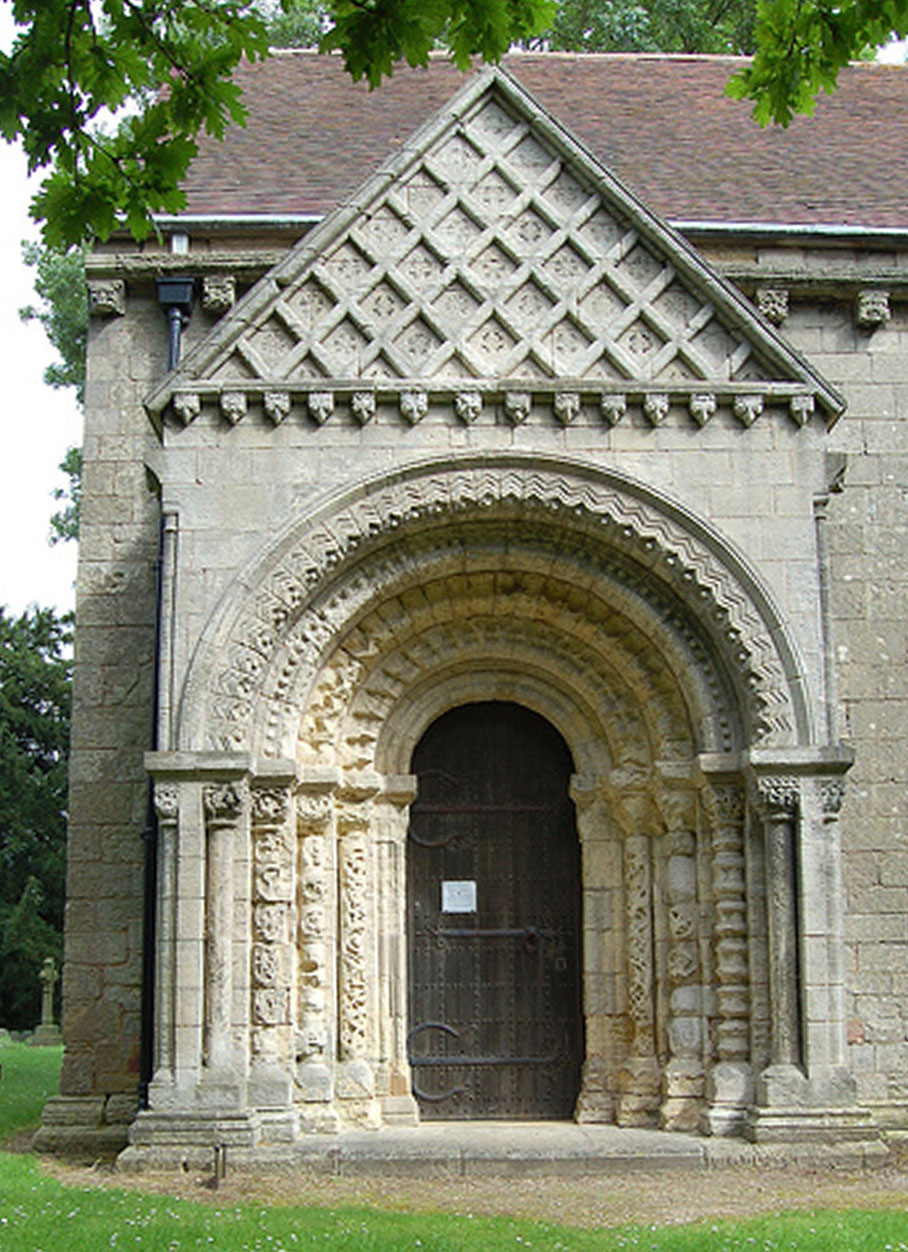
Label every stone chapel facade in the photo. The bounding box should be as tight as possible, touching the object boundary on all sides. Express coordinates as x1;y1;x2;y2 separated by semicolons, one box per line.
37;53;908;1160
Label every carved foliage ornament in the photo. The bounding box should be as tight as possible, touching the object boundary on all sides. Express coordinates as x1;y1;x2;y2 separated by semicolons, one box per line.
203;780;248;821
756;775;799;816
202;275;236;314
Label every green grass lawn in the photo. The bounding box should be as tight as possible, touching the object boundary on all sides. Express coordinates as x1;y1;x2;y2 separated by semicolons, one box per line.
1;1044;907;1252
0;1041;63;1142
0;1151;907;1252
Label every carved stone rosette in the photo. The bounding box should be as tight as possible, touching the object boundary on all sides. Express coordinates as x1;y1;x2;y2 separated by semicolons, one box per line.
701;780;752;1134
250;784;294;1082
202;274;236;314
756;287;789;326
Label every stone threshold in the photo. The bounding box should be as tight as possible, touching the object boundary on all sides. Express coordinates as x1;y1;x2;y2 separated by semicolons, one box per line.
117;1121;890;1177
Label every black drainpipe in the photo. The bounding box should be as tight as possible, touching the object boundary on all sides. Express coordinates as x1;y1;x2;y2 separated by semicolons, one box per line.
156;278;194;372
139;512;165;1108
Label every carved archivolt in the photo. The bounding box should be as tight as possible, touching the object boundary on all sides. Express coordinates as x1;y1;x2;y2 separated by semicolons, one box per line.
179;458;806;762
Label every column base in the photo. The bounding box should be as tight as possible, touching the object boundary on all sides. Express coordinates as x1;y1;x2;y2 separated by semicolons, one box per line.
701;1060;753;1137
575;1055;615;1123
615;1056;661;1127
381;1093;420;1125
745;1104;885;1151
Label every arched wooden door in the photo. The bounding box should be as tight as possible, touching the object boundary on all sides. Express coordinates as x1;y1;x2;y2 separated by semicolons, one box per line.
407;701;583;1119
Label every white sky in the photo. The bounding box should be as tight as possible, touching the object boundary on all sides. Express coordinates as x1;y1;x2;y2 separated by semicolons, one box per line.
0;21;903;623
0;10;79;618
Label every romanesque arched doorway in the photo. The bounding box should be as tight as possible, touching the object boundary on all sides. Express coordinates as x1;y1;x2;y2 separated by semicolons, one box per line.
406;701;583;1119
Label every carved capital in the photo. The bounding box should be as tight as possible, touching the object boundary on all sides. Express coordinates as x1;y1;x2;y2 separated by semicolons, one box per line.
251;784;290;826
88;279;125;318
819;778;846;817
296;792;334;834
454;390;482;424
336;799;373;838
201;275;235;314
308;391;334;425
688;393;716;427
702;781;745;828
400;390;428;425
264;390;291;424
856;289;890;328
755;775;799;817
153;782;179;822
643;393;669;426
553;391;581;425
351;391;376;425
503;391;531;425
221;391;247;425
600;393;627;426
203;779;248;822
173;392;201;425
656;785;696;834
733;394;764;427
756;287;789;326
610;788;653;838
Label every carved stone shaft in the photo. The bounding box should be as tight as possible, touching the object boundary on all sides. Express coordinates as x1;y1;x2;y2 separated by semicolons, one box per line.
202;779;248;1071
337;807;372;1062
624;834;656;1057
706;785;750;1065
296;791;334;1069
153;786;179;1076
250;784;294;1067
757;777;801;1067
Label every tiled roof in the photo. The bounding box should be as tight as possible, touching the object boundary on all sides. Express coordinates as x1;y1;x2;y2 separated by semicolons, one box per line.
180;52;908;229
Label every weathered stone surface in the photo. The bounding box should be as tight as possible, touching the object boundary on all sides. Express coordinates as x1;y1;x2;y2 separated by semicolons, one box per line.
44;62;905;1162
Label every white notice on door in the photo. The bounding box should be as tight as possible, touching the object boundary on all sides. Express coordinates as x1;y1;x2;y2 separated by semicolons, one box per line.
441;879;477;913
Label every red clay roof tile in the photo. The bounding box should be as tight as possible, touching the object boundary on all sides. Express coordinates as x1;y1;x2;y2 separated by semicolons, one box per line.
180;52;908;229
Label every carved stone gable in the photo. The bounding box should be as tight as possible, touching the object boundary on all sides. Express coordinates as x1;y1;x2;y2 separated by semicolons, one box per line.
148;68;843;426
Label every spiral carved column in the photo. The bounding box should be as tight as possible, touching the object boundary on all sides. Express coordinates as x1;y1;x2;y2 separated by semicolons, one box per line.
701;779;752;1136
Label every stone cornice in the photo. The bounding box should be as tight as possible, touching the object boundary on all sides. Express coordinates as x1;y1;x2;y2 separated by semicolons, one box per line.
149;380;824;435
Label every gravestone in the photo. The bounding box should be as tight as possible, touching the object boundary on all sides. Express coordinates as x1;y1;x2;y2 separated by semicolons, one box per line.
31;957;63;1046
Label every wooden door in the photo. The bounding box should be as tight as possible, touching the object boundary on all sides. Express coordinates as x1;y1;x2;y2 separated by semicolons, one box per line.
407;701;583;1119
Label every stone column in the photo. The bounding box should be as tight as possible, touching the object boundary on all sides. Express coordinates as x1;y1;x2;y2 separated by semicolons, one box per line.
701;779;752;1136
248;780;295;1136
335;780;381;1127
755;776;802;1076
295;780;340;1133
613;788;661;1126
375;776;420;1125
572;779;620;1124
201;780;248;1105
172;780;206;1098
149;781;179;1094
657;786;704;1132
746;762;877;1146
